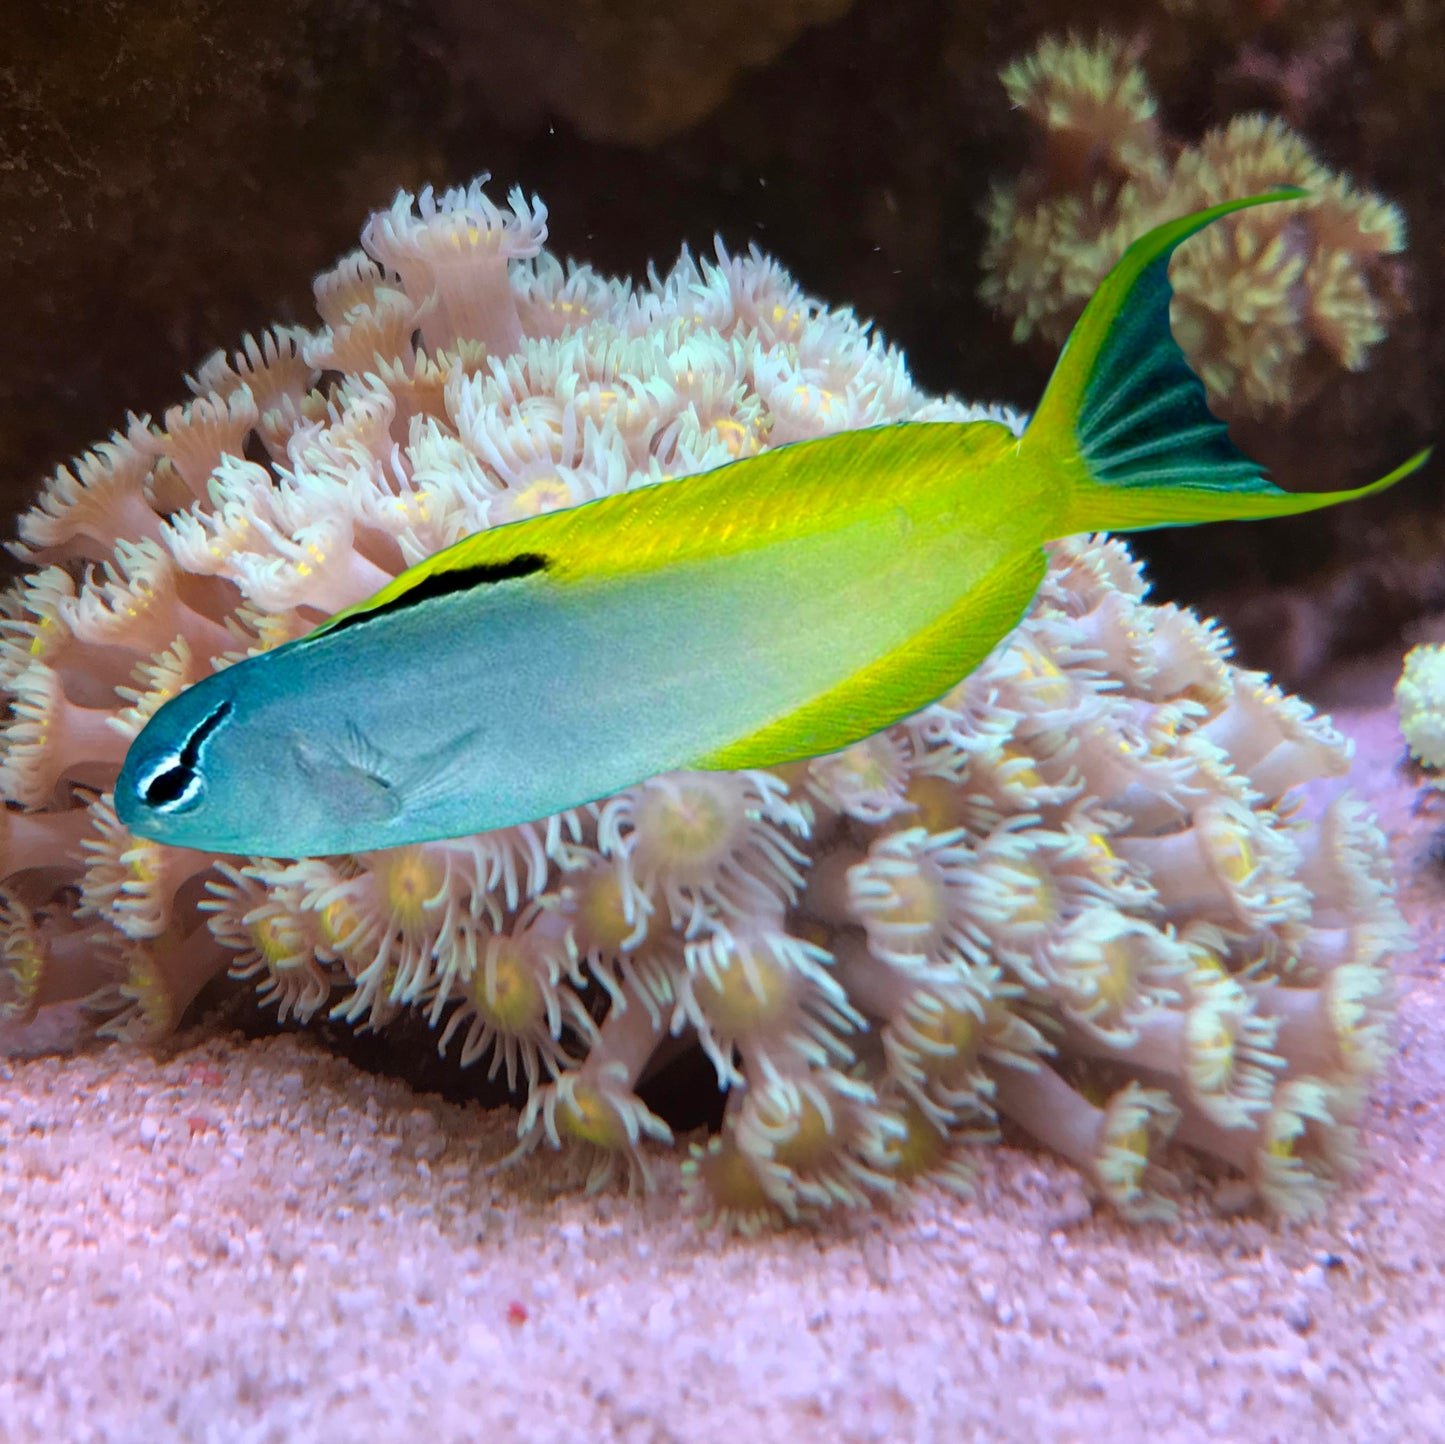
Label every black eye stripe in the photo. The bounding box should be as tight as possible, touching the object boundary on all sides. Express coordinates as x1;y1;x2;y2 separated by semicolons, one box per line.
138;699;233;814
142;762;197;808
180;699;233;769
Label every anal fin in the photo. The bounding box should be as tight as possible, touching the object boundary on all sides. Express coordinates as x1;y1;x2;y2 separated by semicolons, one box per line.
694;547;1047;771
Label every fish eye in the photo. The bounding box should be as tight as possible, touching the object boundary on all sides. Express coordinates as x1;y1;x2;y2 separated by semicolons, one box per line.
138;757;205;812
136;697;233;815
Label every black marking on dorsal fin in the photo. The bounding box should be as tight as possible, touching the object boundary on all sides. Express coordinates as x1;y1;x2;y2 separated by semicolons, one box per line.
325;551;550;639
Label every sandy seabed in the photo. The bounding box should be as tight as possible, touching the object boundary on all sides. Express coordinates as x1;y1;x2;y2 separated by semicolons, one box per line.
2;707;1444;1444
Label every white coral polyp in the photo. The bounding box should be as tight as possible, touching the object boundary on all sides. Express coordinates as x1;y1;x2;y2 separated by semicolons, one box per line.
0;174;1408;1231
361;177;547;354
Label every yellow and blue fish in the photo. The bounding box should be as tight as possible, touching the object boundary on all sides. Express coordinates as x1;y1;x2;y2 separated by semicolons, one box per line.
115;193;1429;857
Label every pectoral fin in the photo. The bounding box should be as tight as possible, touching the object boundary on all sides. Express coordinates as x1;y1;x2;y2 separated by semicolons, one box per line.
292;728;403;824
291;719;489;835
392;727;485;818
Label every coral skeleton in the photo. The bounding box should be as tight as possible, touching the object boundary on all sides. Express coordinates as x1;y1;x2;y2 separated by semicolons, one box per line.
0;175;1407;1229
981;35;1405;416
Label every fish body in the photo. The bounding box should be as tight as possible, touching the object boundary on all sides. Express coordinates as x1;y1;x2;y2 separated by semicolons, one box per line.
116;193;1429;856
118;422;1037;855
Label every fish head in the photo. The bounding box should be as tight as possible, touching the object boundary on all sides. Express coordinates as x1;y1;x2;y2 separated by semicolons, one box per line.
116;666;242;851
115;658;366;857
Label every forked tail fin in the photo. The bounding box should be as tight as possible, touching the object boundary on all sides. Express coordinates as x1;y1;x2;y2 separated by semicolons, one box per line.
1023;190;1430;535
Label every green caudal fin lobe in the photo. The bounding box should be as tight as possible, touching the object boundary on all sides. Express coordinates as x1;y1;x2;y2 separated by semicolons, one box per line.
1025;190;1430;534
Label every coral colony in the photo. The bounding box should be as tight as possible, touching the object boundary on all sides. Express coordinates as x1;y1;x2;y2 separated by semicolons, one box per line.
1396;644;1445;778
0;162;1405;1229
980;35;1405;416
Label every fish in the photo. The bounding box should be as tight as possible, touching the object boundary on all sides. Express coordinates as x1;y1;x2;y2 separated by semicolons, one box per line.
115;192;1430;858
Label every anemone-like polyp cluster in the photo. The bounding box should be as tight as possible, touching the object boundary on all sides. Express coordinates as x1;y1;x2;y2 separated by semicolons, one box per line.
1397;643;1445;778
0;177;1406;1229
980;34;1405;417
